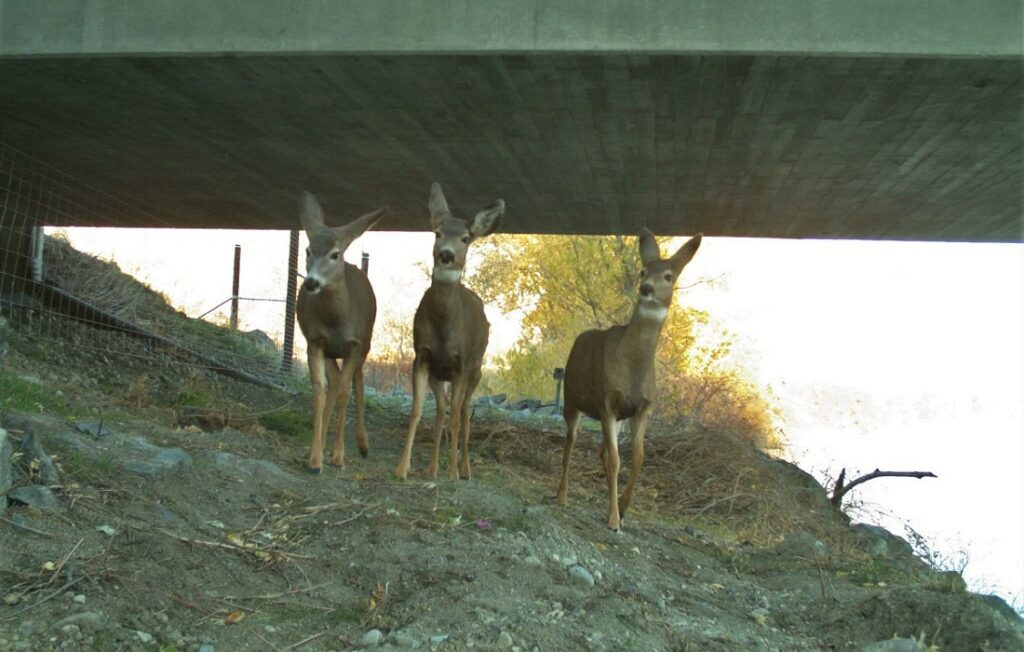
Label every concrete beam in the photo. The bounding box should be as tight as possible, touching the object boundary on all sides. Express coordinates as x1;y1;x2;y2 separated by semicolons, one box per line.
1;0;1021;58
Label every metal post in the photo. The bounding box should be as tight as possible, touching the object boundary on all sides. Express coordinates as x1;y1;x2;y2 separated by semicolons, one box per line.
28;225;44;282
230;244;241;330
282;230;299;371
361;251;369;274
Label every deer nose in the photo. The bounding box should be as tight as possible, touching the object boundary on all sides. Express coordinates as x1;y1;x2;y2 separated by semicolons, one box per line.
639;283;654;297
438;250;455;265
303;278;321;293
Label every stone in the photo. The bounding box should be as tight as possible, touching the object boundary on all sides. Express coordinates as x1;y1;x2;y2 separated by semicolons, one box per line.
18;430;60;486
135;630;153;644
429;634;450;645
8;485;60;511
497;632;514;648
361;629;384;646
52;612;104;631
772;532;828;558
74;420;114;439
1;428;12;515
122;447;192;477
568;565;595;587
394;631;420;648
853;523;916;560
175;406;227;431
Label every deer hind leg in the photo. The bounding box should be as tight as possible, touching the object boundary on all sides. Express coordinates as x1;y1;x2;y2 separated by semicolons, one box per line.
557;406;582;505
618;406;649;521
395;356;430;480
448;377;470;481
425;377;447;479
352;356;369;458
306;350;329;473
328;355;358;467
601;414;623;531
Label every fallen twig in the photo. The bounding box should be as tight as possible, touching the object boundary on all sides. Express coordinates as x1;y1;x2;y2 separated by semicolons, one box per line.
1;515;55;537
830;468;937;508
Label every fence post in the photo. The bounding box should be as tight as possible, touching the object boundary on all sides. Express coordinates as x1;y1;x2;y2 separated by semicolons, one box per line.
553;367;565;412
361;251;369;274
282;230;299;371
230;244;241;330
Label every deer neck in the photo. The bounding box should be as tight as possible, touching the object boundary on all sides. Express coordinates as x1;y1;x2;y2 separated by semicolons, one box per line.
314;267;353;317
428;272;464;315
621;300;669;360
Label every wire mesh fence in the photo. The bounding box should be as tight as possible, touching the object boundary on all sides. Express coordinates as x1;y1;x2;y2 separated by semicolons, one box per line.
0;141;305;394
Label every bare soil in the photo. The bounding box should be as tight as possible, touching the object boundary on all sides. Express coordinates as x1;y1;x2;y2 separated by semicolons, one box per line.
1;314;1022;652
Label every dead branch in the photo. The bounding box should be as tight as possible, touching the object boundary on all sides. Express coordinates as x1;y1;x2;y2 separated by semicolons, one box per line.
830;468;937;508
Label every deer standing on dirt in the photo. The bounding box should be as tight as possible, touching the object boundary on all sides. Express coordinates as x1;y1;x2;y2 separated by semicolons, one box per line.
557;229;702;530
295;191;385;473
394;183;503;481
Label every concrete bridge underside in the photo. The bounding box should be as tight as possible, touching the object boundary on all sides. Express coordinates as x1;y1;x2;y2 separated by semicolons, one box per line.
1;1;1021;241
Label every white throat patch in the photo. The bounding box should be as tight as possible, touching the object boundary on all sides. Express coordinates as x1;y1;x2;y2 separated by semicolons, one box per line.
636;304;668;323
432;267;462;284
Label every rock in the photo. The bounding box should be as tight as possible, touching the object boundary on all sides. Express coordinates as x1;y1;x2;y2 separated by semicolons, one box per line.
361;629;384;646
748;607;770;625
242;329;277;352
497;631;514;648
429;634;450;645
135;630;153;644
18;430;60;486
859;639;923;652
853;523;916;560
72;594;86;604
0;315;8;361
568;565;595;587
74;420;114;439
1;428;12;515
8;485;60;511
772;532;828;558
52;612;105;631
513;398;542;411
122;447;192;478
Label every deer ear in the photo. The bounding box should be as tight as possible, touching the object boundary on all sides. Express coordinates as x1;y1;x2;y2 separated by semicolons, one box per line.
299;191;326;237
334;207;386;253
670;233;702;272
470;199;504;238
428;182;450;228
638;228;661;265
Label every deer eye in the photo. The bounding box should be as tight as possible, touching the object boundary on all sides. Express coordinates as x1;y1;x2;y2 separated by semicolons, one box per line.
330;252;340;261
663;273;672;282
461;236;470;244
639;269;647;279
434;231;441;239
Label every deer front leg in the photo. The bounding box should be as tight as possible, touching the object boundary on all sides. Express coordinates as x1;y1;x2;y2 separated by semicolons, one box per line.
426;377;447;479
329;354;359;466
459;369;482;480
601;414;623;531
306;350;329;474
557;406;581;505
618;406;649;520
395;356;430;480
448;377;470;481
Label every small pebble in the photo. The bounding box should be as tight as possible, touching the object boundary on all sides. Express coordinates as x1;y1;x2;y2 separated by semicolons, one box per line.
568;564;595;587
72;594;86;604
361;629;383;647
264;625;278;634
497;631;513;648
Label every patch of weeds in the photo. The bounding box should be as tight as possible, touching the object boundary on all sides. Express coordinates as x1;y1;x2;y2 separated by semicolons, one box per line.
923;569;967;594
849;559;906;586
258;407;312;441
0;373;70;416
175;388;210;408
326;605;362;625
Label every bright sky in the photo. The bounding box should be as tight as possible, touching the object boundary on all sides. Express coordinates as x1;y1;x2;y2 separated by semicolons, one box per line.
51;227;1024;608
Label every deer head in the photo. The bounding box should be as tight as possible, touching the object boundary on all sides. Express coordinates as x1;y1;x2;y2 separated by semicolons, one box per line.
299;191;385;294
427;182;504;284
634;228;702;322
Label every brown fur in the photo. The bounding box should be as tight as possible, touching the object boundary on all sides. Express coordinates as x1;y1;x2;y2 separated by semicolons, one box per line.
295;191;385;473
395;183;504;481
558;229;702;530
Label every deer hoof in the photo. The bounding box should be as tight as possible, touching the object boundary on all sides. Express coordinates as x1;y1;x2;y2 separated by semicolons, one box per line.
359;449;369;459
305;466;322;475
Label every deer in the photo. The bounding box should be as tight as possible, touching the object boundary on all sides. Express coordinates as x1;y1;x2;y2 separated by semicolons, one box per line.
394;182;504;481
295;191;386;474
557;228;702;531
